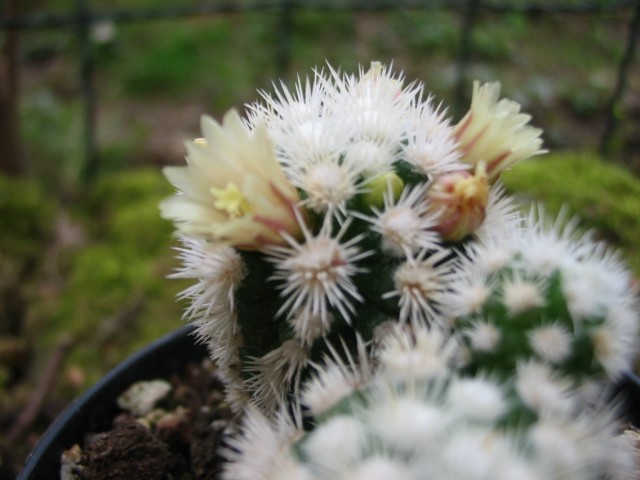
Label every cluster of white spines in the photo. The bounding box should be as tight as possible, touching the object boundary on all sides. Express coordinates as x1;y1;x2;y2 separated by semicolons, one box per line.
247;63;468;220
223;322;636;480
170;236;245;369
447;206;639;381
360;182;442;257
266;217;371;332
221;206;638;478
403;96;466;177
382;248;456;326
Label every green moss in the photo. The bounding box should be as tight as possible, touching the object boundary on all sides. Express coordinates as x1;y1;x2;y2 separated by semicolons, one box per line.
47;241;185;387
0;174;55;260
51;245;151;333
32;168;187;390
106;197;174;256
501;152;640;273
88;167;174;213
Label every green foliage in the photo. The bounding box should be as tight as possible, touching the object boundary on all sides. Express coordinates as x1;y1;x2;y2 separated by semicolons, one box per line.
53;244;151;334
0;174;56;336
107;16;279;107
399;10;529;64
293;11;355;39
87;167;174;216
20;91;84;194
16;3;637;200
0;174;55;260
107;197;175;255
471;20;520;61
563;86;606;118
501;152;640;273
391;11;459;54
112;20;234;96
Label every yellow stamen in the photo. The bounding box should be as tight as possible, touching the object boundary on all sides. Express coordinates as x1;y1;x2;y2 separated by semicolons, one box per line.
454;163;489;204
210;182;252;218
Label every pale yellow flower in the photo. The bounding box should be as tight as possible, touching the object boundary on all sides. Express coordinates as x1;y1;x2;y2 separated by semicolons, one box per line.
454;81;546;182
160;109;301;249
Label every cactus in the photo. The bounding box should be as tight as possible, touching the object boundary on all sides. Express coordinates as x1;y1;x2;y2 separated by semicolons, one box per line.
224;322;636;480
159;62;638;478
220;209;638;479
447;206;638;383
161;63;547;412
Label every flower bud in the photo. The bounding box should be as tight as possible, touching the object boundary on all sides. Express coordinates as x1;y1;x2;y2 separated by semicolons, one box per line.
428;165;489;242
364;172;404;209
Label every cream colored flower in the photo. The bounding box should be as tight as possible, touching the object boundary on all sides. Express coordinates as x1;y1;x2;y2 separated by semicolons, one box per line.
160;109;301;249
454;81;546;182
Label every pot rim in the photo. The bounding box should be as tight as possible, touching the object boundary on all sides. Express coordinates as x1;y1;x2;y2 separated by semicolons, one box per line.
17;325;205;480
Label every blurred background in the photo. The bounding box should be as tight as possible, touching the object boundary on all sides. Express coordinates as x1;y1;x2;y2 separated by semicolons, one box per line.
1;0;639;476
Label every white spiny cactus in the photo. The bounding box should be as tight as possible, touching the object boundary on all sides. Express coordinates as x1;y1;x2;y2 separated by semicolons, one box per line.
222;323;636;480
160;62;638;478
161;62;549;412
447;206;639;382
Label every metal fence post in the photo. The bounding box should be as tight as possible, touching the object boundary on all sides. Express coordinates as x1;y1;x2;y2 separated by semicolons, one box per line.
76;0;98;184
454;0;481;117
600;1;640;158
276;0;295;77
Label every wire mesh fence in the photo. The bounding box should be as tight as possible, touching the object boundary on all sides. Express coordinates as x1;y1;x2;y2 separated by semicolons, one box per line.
1;0;638;182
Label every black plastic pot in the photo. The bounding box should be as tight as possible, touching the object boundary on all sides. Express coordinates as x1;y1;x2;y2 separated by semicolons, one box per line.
621;370;640;427
17;325;206;480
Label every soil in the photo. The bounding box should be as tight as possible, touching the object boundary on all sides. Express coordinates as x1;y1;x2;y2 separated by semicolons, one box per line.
61;359;235;480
